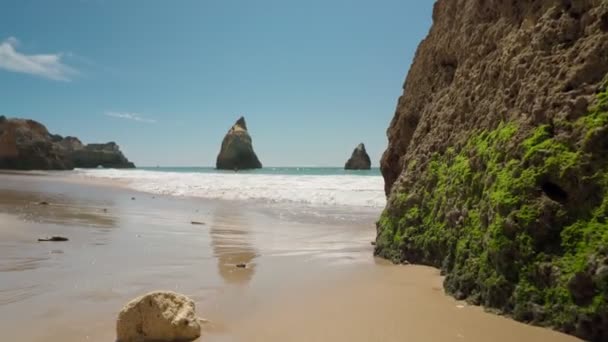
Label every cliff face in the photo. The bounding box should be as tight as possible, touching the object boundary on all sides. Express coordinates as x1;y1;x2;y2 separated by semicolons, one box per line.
216;117;262;170
377;0;608;340
0;117;72;169
345;143;372;170
0;117;135;170
69;141;135;169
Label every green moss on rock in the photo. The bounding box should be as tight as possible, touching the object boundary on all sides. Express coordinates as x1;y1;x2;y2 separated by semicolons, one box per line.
376;89;608;339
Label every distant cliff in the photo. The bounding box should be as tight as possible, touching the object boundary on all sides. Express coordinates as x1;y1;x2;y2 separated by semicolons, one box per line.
0;116;134;170
67;140;135;169
376;0;608;340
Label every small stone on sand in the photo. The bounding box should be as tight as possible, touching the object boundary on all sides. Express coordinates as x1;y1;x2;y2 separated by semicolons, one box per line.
236;263;247;268
190;221;205;225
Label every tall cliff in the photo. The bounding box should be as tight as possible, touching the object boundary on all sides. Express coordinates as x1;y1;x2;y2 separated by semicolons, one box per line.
0;117;73;169
377;0;608;340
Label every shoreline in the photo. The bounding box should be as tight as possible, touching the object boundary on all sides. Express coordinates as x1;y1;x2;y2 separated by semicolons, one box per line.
0;170;384;226
0;173;580;341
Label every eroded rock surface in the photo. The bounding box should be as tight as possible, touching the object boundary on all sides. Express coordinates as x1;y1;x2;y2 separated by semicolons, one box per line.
116;291;202;342
216;117;262;170
69;141;135;169
0;117;134;170
377;1;608;340
345;143;371;170
0;118;72;169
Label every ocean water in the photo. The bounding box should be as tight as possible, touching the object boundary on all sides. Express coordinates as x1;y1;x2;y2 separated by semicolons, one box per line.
75;167;386;208
140;166;381;176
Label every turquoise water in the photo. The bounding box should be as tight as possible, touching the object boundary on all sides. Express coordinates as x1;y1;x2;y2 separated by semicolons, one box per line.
137;166;381;176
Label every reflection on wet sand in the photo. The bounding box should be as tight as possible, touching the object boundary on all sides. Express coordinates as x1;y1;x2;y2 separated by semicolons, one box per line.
0;284;43;306
0;214;50;312
210;207;258;285
0;189;117;228
0;255;49;273
0;184;120;311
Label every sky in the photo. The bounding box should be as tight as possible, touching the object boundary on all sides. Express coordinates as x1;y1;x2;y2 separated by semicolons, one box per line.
0;0;434;167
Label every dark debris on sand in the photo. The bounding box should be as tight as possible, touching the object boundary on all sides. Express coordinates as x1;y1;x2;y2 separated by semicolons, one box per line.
38;236;69;242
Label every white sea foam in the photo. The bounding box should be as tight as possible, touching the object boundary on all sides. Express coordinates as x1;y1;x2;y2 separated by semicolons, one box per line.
75;169;386;208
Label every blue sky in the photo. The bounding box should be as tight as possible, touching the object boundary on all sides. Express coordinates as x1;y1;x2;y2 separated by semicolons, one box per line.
0;0;434;167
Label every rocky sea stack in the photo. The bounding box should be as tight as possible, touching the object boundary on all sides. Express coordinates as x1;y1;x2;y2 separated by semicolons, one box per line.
216;116;262;170
376;1;608;340
345;143;371;170
0;116;134;170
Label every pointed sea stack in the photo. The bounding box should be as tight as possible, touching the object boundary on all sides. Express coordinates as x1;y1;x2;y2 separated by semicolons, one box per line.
345;143;371;170
216;117;262;170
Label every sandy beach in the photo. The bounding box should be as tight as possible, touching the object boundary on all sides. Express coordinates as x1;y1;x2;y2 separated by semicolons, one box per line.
0;172;580;342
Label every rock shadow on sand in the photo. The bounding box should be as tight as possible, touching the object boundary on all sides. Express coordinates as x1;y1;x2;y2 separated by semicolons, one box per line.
209;207;258;285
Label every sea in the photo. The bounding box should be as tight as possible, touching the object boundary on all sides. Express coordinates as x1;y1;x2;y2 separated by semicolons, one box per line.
75;167;386;209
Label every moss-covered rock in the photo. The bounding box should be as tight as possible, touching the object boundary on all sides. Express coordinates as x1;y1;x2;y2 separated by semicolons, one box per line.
376;88;608;339
378;1;608;339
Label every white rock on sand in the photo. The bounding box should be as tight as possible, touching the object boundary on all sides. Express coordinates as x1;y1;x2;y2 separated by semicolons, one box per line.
116;291;202;342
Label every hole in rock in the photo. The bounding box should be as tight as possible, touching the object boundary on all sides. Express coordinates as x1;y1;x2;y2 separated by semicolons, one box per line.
439;59;458;85
601;13;608;32
541;181;569;203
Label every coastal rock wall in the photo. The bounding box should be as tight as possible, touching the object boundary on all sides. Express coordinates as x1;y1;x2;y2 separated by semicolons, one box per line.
0;118;72;169
0;117;134;170
69;142;135;169
377;0;608;340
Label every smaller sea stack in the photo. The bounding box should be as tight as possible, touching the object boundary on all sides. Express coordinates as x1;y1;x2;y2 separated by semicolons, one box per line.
216;116;262;170
345;143;371;170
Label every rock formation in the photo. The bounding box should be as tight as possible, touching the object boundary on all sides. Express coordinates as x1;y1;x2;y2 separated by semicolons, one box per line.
68;141;135;169
0;117;134;170
344;143;371;170
116;291;202;342
216;116;262;170
376;1;608;340
0;118;72;169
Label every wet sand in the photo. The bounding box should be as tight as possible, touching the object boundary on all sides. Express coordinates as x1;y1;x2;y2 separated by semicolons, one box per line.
0;172;580;341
